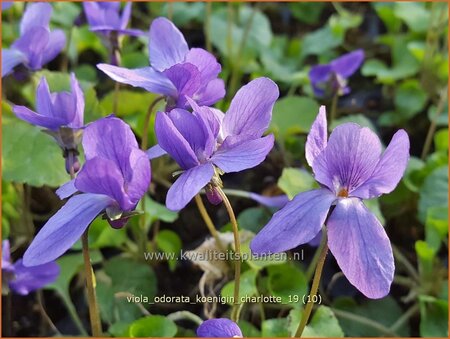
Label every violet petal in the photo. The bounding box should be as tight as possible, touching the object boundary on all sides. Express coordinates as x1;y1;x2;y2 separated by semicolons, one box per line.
327;197;394;299
250;188;335;254
351;130;410;199
155;111;199;170
211;134;274;173
222;77;279;139
166;163;215;211
97;64;177;97
23;193;112;266
149;17;189;72
305;106;328;167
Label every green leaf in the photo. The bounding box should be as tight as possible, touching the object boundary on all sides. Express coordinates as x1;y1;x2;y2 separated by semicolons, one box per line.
128;315;177;337
333;296;410;336
425;207;448;252
237;207;272;234
88;218;128;249
415;240;435;279
2;116;69;187
268;264;308;305
262;318;290;337
278;168;317;199
301;25;342;57
330;114;378;132
50;2;81;28
155;230;182;271
418;166;448;222
221;270;257;305
237;320;261;337
434;129;449;151
289;2;325;24
68;26;108;63
271;96;319;141
288;306;344;337
100;90;160;118
394;79;428;117
241;239;286;270
157;2;205;26
419;295;449;337
372;3;402;33
210;6;272;61
46;251;102;335
98;257;157;324
144;195;179;225
393;2;431;33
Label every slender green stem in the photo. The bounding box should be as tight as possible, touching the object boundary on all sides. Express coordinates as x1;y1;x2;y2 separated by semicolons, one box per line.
141;96;165;150
216;187;242;322
329;94;339;129
332;308;399;337
390;304;419;332
305;234;327;282
421;87;447;160
333;308;398;337
68;152;101;337
194;194;226;252
37;291;60;335
167;311;203;325
81;231;102;336
294;230;328;337
59;293;87;335
392;244;420;282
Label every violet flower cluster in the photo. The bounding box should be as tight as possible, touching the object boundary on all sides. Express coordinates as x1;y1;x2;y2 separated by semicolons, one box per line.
98;17;225;110
83;2;142;38
251;106;410;298
152;77;279;211
2;240;59;295
309;49;364;98
23;116;151;266
13;73;84;173
2;2;66;77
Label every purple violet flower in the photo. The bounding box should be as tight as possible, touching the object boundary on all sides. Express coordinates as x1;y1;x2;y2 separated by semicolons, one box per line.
2;240;59;295
13;73;84;173
309;49;364;98
83;2;142;37
197;318;243;338
151;77;279;211
97;17;225;110
251;106;410;298
23;116;151;266
2;2;66;77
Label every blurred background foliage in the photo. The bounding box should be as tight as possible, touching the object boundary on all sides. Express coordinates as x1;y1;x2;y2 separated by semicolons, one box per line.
2;2;448;337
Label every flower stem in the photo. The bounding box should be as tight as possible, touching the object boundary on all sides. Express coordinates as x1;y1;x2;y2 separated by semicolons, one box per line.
194;194;226;252
329;94;339;129
81;231;102;337
67;151;101;337
294;230;328;337
141;96;165;150
216;187;242;322
167;311;203;325
421;87;447;160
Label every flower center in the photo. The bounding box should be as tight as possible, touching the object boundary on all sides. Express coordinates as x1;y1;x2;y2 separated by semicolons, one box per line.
337;188;349;198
